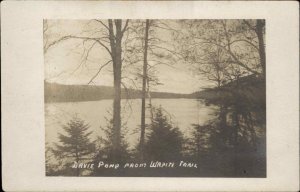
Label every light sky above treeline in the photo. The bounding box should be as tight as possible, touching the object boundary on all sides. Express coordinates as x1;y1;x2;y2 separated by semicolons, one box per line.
44;20;213;94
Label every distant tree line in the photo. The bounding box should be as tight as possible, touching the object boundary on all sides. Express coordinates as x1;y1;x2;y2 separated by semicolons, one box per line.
44;81;193;103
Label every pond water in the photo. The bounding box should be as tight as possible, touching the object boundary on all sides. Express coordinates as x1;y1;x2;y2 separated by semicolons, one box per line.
45;98;217;149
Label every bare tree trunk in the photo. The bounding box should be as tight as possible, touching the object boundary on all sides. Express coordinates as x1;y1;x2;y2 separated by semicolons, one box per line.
108;19;123;161
256;20;266;78
139;19;150;160
147;78;154;123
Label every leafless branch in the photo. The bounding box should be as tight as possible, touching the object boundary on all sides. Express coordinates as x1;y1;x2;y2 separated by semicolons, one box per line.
121;76;139;90
95;20;110;30
87;60;112;84
45;35;112;57
121;19;130;34
229;39;259;52
70;41;98;75
243;20;256;31
196;39;259;75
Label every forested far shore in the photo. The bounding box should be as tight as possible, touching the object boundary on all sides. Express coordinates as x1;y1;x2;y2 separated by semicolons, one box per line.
44;81;194;103
45;74;264;103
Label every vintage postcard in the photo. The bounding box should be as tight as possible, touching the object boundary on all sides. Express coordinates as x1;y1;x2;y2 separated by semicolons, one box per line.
2;1;299;191
44;19;266;178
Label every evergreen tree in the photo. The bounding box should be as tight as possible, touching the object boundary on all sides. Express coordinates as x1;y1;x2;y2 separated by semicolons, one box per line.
45;142;56;176
52;116;95;176
144;107;184;161
188;124;213;159
92;117;131;176
94;118;130;163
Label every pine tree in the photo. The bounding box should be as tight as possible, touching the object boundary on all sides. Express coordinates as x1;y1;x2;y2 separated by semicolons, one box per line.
52;116;95;176
45;142;56;176
94;118;130;163
144;107;184;161
92;117;131;176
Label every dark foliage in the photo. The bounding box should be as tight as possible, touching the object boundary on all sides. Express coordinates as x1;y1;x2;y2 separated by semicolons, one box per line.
186;75;266;177
144;107;184;161
49;116;95;176
92;118;131;176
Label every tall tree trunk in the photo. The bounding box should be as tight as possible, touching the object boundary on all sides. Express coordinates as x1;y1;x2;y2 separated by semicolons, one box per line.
256;20;266;78
108;19;123;161
139;19;150;160
147;78;154;123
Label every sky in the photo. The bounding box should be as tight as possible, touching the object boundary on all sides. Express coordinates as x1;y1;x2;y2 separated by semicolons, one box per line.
44;20;212;94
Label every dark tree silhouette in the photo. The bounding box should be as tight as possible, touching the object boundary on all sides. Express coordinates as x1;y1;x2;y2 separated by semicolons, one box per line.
144;107;184;161
139;19;150;160
94;118;130;162
52;116;95;176
92;117;131;176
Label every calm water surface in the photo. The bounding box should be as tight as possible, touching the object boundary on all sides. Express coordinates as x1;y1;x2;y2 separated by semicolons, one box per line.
45;99;217;148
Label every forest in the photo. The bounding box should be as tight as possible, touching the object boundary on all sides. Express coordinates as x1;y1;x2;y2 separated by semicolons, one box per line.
44;81;192;102
44;19;266;177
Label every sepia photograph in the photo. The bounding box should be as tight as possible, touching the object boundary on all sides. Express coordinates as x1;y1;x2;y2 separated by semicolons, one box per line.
2;1;299;191
44;19;266;177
